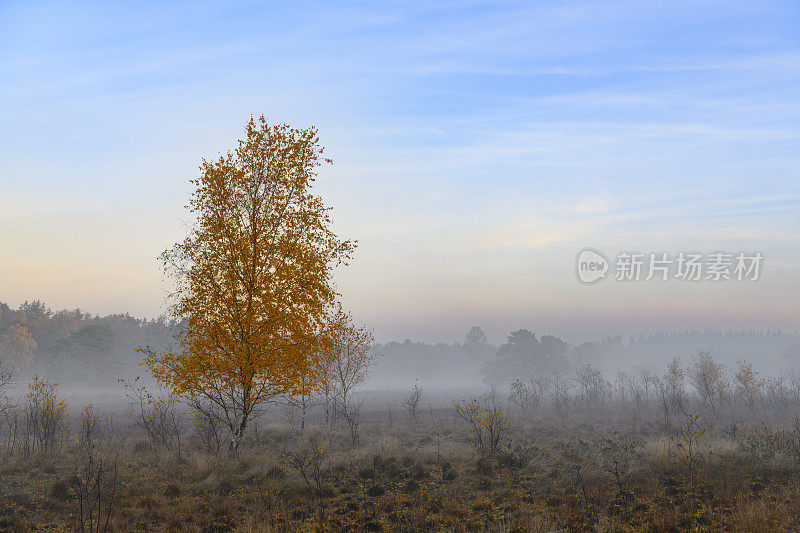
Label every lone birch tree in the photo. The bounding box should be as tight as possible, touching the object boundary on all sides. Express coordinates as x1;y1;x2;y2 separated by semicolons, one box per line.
141;116;355;455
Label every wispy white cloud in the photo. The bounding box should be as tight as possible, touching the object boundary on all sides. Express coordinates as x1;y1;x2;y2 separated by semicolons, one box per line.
572;196;614;214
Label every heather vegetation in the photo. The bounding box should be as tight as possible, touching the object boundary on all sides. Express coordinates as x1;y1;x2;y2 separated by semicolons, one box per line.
3;342;800;531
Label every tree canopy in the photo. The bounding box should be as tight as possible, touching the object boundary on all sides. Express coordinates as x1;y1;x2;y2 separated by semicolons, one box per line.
142;116;355;453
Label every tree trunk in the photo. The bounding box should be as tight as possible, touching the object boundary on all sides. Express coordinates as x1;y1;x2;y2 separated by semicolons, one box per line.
229;429;242;457
229;418;248;457
300;399;307;435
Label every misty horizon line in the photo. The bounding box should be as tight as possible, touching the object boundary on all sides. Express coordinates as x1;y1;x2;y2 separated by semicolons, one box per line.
5;298;799;348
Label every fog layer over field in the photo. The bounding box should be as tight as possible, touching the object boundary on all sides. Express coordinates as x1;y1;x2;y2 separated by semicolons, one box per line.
1;300;799;403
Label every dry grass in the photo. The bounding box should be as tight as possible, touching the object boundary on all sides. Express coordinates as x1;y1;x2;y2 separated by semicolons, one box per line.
2;402;800;532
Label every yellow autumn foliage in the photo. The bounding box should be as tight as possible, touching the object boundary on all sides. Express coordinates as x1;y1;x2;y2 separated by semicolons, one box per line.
140;116;355;452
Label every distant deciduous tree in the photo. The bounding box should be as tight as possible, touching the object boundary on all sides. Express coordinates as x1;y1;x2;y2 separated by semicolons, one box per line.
734;360;764;412
0;323;37;372
53;324;115;379
464;326;489;360
140;116;355;455
324;304;376;443
480;329;570;385
575;362;607;408
689;350;728;416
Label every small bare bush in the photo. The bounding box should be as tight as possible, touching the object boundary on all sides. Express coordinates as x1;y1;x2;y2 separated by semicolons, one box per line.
79;404;111;450
739;420;779;479
454;388;512;457
23;375;68;454
284;432;328;490
405;379;423;423
673;414;705;494
121;378;182;455
189;396;226;456
74;442;119;533
598;432;643;495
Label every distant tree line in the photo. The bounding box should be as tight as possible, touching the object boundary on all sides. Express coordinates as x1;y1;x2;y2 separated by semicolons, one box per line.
373;327;800;389
0;300;178;384
2;302;798;390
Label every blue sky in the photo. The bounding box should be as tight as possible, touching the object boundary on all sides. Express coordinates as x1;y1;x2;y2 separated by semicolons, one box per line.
1;1;799;342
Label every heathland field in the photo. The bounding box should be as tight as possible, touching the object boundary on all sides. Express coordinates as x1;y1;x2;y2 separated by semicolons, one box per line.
3;353;800;532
